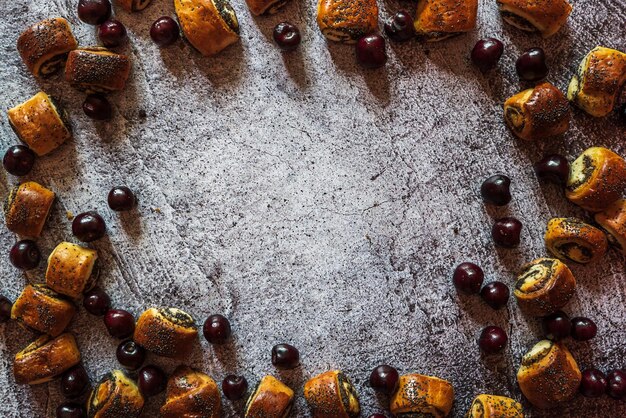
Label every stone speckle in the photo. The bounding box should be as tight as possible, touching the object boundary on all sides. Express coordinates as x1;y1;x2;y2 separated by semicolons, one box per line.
1;0;625;417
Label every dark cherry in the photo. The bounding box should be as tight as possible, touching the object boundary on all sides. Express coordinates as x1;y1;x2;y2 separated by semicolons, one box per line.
607;370;626;400
60;365;90;399
384;11;414;42
104;309;135;339
480;281;510;309
83;288;111;316
72;211;106;242
452;262;484;294
203;314;231;344
150;16;180;47
620;103;626;123
77;0;111;25
480;174;511;206
273;22;301;51
83;95;112;120
9;240;41;270
542;311;571;341
356;34;387;69
0;296;13;323
271;343;300;369
3;145;35;176
471;38;504;72
369;415;387;418
580;368;607;398
534;154;569;184
56;402;86;418
369;365;399;395
98;19;127;48
108;186;136;211
222;374;249;401
138;365;167;397
516;47;549;81
478;326;507;354
571;317;597;341
492;217;522;248
116;340;146;371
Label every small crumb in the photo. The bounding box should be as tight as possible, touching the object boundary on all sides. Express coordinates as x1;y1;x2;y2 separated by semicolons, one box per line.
138;109;147;119
153;208;162;214
66;211;74;220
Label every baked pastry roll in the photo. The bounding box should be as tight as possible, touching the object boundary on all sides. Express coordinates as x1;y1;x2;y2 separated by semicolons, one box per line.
13;333;81;385
17;17;78;77
4;181;55;237
514;258;575;316
304;370;360;418
413;0;478;41
567;47;626;117
595;199;626;254
517;340;581;409
497;0;572;38
175;0;240;56
316;0;378;43
246;0;289;15
7;92;72;156
65;47;131;93
11;284;76;336
88;370;144;418
117;0;153;12
545;218;607;264
465;394;523;417
245;375;294;418
161;366;221;418
390;374;454;417
503;82;570;141
46;242;98;299
566;147;626;212
133;307;198;358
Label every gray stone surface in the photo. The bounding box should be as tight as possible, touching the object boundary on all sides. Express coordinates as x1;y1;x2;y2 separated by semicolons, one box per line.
1;0;625;416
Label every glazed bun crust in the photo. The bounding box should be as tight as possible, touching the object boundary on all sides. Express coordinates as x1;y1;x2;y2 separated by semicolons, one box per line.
17;17;77;77
174;0;239;56
160;366;221;418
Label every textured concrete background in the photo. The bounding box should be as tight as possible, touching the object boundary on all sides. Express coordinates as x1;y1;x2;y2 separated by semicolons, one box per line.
1;0;625;417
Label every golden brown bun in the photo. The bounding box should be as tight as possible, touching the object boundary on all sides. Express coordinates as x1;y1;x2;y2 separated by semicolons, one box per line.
117;0;153;12
4;181;55;237
133;307;198;358
514;258;575;316
13;333;81;385
17;17;77;77
545;218;607;264
595;199;626;255
11;284;76;336
566;147;626;212
465;394;523;417
567;47;626;117
160;366;221;418
517;340;581;409
245;0;290;15
304;370;360;418
65;47;131;93
7;91;72;156
46;242;98;299
175;0;239;56
390;373;455;417
414;0;478;41
497;0;572;37
88;370;144;417
316;0;378;43
245;375;294;418
503;82;570;141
